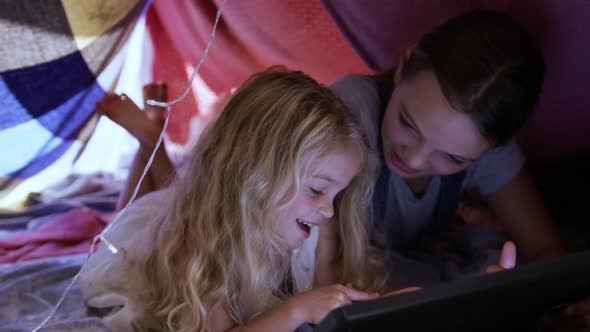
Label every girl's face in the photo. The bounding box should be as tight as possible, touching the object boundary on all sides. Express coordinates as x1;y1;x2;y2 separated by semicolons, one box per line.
381;69;491;179
271;141;362;250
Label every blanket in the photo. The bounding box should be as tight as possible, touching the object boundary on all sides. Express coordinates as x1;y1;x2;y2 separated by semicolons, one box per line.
0;0;147;209
0;254;108;331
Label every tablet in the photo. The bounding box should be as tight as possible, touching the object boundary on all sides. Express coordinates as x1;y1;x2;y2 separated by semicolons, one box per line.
314;250;590;331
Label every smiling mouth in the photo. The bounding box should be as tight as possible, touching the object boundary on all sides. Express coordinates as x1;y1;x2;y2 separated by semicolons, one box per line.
296;218;313;237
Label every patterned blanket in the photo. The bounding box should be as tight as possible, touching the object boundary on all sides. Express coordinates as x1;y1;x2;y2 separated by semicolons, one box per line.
0;254;108;331
0;0;147;209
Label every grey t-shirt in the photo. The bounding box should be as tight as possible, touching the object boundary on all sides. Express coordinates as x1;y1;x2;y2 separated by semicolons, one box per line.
331;74;524;245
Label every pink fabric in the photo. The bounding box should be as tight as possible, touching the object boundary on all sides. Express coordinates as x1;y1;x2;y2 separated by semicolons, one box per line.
0;208;107;263
146;7;200;145
321;0;590;163
147;0;370;146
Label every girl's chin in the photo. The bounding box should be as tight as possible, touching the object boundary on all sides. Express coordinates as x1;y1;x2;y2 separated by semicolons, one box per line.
390;168;429;179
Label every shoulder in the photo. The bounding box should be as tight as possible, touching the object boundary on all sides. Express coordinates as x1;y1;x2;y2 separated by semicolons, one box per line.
331;74;378;93
128;188;172;211
79;189;171;293
463;139;525;195
105;189;171;244
78;190;173;331
330;74;379;107
331;74;382;150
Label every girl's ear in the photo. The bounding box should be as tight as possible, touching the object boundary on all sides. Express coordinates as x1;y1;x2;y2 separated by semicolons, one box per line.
394;43;417;84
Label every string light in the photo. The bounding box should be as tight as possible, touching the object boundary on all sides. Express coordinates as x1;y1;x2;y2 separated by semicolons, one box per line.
31;1;227;330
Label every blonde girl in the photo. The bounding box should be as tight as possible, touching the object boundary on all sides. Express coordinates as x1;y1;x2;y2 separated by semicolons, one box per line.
79;67;386;332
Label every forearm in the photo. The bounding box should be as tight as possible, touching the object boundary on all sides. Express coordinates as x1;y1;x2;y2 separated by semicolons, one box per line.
314;257;338;288
314;227;339;287
139;143;176;189
504;205;566;261
489;170;567;261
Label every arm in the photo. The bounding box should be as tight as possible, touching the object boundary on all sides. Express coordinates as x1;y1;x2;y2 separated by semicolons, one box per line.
314;221;339;287
487;169;566;261
209;298;305;332
209;285;379;332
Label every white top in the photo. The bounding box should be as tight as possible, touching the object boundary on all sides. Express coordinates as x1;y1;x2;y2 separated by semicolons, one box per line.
78;189;318;332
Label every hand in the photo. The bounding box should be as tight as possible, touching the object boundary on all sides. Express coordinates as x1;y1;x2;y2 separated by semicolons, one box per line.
287;284;379;325
485;241;517;273
96;93;140;115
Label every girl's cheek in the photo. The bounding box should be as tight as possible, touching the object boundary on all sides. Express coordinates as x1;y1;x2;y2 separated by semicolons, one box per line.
387;123;410;145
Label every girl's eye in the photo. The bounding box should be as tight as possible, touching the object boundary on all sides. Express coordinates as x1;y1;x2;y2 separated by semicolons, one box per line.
399;113;414;130
446;155;465;165
309;187;323;196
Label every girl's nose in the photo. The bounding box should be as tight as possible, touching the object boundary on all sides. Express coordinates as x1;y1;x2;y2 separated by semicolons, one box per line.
317;198;334;219
403;144;429;170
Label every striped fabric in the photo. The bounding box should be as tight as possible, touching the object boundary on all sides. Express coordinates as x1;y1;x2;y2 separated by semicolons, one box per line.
0;0;148;209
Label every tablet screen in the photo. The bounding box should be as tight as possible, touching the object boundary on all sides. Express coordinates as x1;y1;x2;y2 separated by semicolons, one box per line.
315;250;590;332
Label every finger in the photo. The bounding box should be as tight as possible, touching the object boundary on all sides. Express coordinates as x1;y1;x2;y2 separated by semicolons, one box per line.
388;286;422;296
340;283;380;298
324;290;352;311
485;264;504;274
381;286;422;298
499;241;517;269
340;286;380;301
337;292;352;306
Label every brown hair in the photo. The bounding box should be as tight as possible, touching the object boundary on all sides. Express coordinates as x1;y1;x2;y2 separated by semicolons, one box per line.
399;10;545;145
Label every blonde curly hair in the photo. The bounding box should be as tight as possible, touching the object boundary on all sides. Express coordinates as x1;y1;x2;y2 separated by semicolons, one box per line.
136;67;385;331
